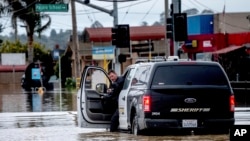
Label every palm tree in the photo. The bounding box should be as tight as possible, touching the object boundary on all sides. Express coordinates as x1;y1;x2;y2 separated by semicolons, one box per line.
0;2;6;33
3;0;52;63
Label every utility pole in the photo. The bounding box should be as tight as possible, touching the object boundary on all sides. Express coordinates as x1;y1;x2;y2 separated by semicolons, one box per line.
71;0;81;78
165;0;169;56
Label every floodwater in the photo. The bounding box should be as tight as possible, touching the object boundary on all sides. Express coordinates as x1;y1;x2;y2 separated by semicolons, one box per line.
0;84;248;141
0;112;231;141
0;84;77;113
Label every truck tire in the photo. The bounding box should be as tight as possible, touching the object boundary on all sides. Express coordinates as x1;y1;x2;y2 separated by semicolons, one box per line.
131;115;141;135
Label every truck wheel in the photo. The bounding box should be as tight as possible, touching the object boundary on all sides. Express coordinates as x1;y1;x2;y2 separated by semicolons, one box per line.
131;115;141;135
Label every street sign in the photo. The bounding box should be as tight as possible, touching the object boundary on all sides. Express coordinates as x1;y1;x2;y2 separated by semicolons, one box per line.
92;46;115;60
35;4;68;12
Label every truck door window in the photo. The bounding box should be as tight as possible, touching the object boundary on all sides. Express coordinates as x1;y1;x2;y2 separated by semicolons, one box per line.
123;68;135;89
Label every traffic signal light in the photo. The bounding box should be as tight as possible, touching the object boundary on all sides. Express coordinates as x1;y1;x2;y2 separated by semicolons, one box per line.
166;18;173;39
111;24;130;48
173;13;188;41
118;25;130;48
111;27;119;46
118;54;126;63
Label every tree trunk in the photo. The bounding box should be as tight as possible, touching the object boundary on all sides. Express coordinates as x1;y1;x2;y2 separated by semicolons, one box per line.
27;35;34;63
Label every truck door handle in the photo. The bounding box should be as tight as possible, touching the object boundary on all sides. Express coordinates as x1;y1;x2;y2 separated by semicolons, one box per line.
122;96;125;101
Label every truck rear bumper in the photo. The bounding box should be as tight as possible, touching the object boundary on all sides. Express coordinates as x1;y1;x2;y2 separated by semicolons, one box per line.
139;118;235;130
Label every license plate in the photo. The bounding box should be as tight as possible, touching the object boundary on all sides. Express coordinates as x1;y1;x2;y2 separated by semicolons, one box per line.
182;119;197;128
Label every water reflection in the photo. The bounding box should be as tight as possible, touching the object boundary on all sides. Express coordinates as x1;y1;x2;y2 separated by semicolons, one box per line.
0;86;77;113
31;93;42;112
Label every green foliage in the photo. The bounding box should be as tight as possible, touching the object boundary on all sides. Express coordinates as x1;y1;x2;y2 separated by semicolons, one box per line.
65;77;76;90
0;40;27;53
0;40;48;57
33;42;48;55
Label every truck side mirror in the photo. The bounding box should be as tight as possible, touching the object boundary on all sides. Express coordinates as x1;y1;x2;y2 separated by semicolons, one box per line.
96;83;107;93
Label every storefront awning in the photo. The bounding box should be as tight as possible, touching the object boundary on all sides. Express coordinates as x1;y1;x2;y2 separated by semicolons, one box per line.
212;46;243;54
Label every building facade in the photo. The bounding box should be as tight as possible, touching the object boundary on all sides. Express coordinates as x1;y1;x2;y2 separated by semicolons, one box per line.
67;12;250;77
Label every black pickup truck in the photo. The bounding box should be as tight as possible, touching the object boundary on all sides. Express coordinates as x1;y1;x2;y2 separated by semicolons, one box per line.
78;61;235;135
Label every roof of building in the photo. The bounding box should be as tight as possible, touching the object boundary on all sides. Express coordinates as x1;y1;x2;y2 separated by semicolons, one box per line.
84;25;165;42
212;45;245;54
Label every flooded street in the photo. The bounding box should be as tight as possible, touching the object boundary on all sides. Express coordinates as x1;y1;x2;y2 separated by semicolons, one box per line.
0;84;249;140
0;112;232;141
0;87;77;113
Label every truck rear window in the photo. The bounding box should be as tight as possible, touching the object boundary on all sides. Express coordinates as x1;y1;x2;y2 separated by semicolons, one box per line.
152;65;228;85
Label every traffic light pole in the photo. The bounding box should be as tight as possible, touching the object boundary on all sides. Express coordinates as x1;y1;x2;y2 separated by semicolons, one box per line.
75;0;121;75
113;2;121;76
172;0;181;56
165;0;170;56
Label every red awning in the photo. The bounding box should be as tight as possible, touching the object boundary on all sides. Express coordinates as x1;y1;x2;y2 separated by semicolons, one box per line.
0;65;27;72
212;46;244;54
84;26;165;42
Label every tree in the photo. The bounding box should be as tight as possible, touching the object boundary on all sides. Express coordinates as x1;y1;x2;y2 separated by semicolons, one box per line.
55;51;73;88
201;9;214;14
183;8;199;16
2;0;52;63
0;2;6;33
50;29;57;37
140;21;148;26
0;24;3;33
0;40;47;55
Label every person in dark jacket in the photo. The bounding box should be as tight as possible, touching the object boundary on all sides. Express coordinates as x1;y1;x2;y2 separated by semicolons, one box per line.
103;69;125;132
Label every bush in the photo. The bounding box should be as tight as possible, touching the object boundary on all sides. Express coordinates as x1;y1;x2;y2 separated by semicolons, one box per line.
65;77;76;90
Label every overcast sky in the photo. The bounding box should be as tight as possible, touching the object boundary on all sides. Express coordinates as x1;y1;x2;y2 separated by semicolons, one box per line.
1;0;250;36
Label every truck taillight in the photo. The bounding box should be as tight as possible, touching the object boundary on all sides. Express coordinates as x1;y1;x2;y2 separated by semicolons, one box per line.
230;95;235;112
143;96;151;112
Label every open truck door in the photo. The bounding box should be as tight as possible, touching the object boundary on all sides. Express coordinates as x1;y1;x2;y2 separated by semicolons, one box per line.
77;66;113;128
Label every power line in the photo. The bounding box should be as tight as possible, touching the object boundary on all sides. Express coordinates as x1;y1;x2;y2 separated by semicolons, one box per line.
140;0;159;23
120;1;133;24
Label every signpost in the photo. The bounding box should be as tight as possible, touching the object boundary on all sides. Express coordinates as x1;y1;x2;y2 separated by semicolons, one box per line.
35;4;68;12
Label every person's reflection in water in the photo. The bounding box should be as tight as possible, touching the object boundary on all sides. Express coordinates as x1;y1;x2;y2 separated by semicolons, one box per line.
32;92;43;112
26;91;42;112
25;90;74;112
